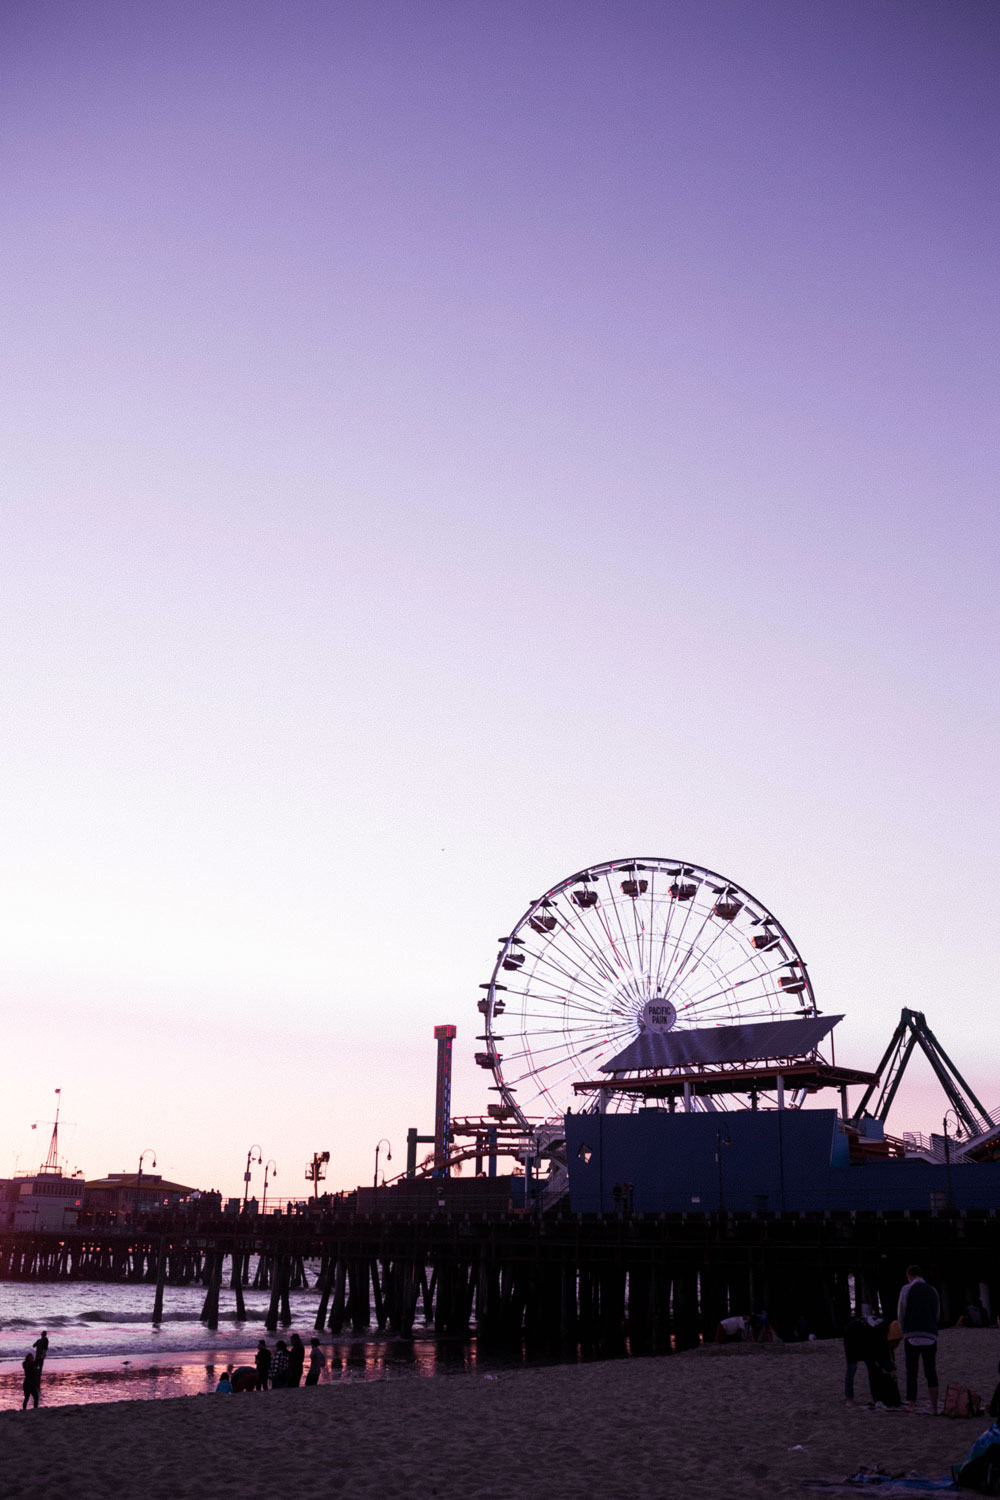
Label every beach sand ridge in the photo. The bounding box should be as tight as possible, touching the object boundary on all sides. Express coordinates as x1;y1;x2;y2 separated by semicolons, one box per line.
0;1328;997;1500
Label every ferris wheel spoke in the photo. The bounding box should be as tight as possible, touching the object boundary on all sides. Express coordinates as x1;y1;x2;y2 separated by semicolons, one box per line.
658;906;717;1005
510;1007;634;1030
630;895;647;982
516;996;617;1025
501;1030;633;1067
676;965;794;1015
664;891;704;987
543;909;624;989
652;882;698;997
561;902;632;983
680;996;788;1024
502;1040;619;1088
675;945;771;1005
517;972;613;1014
502;988;617;1022
508;1017;634;1042
660;906;735;1005
598;883;641;978
590;888;638;972
649;868;680;991
520;941;619;1004
510;977;620;1013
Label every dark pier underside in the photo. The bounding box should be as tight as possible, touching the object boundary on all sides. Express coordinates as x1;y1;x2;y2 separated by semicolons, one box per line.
1;1208;996;1352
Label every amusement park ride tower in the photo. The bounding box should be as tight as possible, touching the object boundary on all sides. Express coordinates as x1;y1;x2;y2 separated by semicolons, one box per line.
433;1024;457;1177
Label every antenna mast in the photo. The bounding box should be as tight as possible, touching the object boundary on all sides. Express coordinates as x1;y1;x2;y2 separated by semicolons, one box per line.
42;1089;62;1173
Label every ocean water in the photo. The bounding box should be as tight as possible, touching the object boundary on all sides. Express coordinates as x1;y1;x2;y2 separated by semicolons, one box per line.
0;1267;487;1409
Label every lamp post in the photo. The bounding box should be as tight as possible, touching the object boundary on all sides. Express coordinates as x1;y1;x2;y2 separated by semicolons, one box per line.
243;1145;263;1213
374;1139;392;1203
135;1148;157;1221
942;1110;961;1210
715;1127;732;1216
262;1159;277;1216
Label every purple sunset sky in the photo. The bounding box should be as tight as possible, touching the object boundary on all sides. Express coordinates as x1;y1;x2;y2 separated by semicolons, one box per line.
2;1;998;1194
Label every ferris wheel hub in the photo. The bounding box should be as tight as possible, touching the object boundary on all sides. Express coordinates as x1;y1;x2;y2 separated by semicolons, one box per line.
641;998;678;1032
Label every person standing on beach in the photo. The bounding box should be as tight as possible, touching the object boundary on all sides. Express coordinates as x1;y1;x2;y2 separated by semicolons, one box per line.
843;1310;870;1404
898;1264;940;1414
287;1333;305;1387
255;1339;272;1391
31;1332;49;1400
21;1352;39;1410
305;1338;326;1386
270;1340;290;1388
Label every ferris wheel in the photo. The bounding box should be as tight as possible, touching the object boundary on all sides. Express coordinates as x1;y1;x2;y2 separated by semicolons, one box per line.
477;857;817;1127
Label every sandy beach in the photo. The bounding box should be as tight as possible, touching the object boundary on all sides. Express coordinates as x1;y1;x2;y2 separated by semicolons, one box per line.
0;1328;997;1500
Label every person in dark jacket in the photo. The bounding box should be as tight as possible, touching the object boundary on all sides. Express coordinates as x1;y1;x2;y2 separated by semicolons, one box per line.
287;1333;305;1387
21;1352;40;1410
898;1264;940;1413
843;1312;869;1403
305;1338;327;1386
254;1340;272;1390
843;1308;898;1406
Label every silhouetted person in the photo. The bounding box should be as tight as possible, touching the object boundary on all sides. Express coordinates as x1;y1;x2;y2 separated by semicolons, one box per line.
898;1264;940;1414
21;1352;39;1410
255;1340;271;1390
31;1332;48;1399
270;1340;289;1388
843;1311;870;1404
287;1333;305;1387
305;1338;326;1386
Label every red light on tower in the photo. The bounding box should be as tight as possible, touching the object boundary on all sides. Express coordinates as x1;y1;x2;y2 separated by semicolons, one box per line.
433;1024;457;1178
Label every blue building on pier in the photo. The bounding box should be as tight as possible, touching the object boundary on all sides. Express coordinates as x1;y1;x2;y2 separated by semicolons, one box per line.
563;1012;1000;1215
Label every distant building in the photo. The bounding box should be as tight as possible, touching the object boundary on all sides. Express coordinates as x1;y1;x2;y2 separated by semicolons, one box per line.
83;1172;195;1217
0;1171;85;1231
1;1088;86;1230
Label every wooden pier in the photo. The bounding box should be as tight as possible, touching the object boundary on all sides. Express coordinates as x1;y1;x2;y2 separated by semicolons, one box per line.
1;1209;997;1349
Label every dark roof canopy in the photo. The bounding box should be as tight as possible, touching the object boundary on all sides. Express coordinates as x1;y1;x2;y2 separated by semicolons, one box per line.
600;1014;841;1073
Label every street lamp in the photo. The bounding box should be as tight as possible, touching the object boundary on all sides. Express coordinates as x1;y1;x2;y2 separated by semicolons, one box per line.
374;1139;392;1201
942;1110;962;1210
262;1159;277;1216
243;1145;263;1212
136;1148;157;1220
715;1127;732;1216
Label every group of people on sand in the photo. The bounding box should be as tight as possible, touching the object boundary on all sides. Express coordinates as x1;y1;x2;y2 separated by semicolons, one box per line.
215;1334;327;1393
713;1311;777;1343
843;1263;963;1414
20;1331;48;1410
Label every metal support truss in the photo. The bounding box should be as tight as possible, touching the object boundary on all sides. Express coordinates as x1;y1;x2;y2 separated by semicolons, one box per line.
853;1008;991;1138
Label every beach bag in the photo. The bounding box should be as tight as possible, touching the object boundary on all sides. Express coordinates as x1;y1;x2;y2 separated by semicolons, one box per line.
944;1384;983;1418
954;1424;1000;1493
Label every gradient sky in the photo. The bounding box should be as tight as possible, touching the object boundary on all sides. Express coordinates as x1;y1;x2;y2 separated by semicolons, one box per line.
2;0;997;1198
